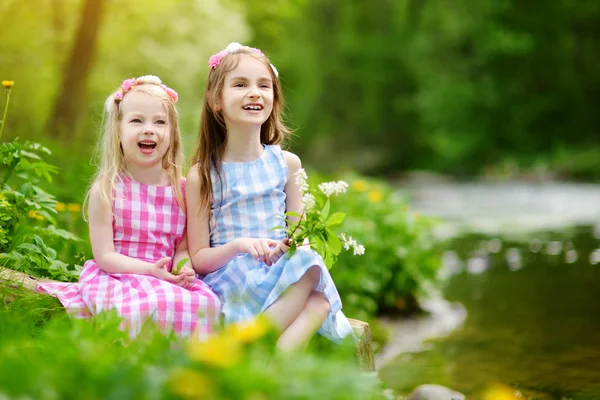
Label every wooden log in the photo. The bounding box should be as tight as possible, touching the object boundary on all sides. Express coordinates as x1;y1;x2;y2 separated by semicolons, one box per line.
0;267;376;370
0;267;51;292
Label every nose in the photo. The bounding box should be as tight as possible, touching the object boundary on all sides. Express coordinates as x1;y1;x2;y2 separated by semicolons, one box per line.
247;86;260;99
143;123;155;135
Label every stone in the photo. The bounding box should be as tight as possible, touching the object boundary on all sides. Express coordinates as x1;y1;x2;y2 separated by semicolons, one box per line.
406;384;465;400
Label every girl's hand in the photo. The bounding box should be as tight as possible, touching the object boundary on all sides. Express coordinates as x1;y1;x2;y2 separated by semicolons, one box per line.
149;257;180;283
234;238;279;266
267;241;290;265
176;265;197;289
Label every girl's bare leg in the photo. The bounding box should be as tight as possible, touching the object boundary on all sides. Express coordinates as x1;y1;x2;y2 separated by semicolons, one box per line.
276;290;330;351
264;265;320;331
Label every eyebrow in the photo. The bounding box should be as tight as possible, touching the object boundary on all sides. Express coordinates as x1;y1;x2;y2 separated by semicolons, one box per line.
228;76;272;82
124;112;168;119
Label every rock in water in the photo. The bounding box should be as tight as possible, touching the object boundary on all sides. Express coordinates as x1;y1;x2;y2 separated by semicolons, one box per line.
407;384;465;400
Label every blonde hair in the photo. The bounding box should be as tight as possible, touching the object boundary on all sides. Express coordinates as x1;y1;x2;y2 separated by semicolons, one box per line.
192;47;291;218
84;83;185;218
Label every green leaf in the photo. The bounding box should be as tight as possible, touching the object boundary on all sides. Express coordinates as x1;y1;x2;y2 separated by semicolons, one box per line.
325;229;342;255
172;258;189;275
285;211;303;219
16;243;41;253
326;212;345;227
321;199;330;220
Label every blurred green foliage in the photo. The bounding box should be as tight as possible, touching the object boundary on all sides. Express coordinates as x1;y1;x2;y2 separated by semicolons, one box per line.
328;175;443;320
2;0;599;210
245;0;600;179
0;295;387;400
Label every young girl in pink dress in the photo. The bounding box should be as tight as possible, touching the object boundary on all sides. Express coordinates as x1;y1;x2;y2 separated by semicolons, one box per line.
37;75;221;339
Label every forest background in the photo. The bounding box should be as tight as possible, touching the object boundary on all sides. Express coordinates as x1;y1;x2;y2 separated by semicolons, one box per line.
2;0;598;210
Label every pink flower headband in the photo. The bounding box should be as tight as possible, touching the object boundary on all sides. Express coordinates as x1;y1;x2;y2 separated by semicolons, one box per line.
112;75;178;103
208;42;279;77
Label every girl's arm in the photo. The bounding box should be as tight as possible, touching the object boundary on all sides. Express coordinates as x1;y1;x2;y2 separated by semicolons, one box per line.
186;166;279;273
282;151;304;221
268;151;303;263
88;182;182;283
186;166;243;274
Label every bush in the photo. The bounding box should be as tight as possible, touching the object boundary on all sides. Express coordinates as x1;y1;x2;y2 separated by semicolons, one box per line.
0;140;82;281
328;175;444;320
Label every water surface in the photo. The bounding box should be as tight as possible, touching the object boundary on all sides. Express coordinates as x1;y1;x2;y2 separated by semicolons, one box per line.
379;227;600;399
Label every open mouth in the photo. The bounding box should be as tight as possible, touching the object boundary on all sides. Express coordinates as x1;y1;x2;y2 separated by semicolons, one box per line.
243;104;263;111
138;140;157;150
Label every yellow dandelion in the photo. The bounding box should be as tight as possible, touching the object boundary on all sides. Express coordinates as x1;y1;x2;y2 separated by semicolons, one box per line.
352;180;368;192
482;384;523;400
56;203;66;212
67;203;81;213
226;316;271;343
2;81;14;89
168;367;213;399
28;210;44;221
188;334;242;368
367;190;382;203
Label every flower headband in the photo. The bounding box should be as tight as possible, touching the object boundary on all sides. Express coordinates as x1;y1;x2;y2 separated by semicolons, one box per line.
208;42;279;77
112;75;178;103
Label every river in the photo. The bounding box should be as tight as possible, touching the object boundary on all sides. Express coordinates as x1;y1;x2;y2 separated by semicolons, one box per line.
378;181;600;399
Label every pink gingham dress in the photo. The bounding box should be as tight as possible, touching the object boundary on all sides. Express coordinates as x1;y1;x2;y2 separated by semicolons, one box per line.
37;176;221;340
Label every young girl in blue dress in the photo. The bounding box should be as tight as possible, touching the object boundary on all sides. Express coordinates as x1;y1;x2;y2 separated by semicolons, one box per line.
186;43;354;350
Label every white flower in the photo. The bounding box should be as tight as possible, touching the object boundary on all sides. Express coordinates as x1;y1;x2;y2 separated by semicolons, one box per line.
302;193;316;210
294;168;309;193
353;244;365;256
225;42;245;53
136;75;162;85
341;233;365;255
341;233;355;250
318;180;349;197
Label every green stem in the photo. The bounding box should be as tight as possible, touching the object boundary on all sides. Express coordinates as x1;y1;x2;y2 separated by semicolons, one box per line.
0;88;12;141
287;209;306;240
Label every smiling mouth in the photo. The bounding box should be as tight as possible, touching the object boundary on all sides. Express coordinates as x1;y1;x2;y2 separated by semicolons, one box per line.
138;141;157;150
243;104;263;110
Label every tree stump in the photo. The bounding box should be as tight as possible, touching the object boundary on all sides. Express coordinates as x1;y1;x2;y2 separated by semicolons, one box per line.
0;267;375;370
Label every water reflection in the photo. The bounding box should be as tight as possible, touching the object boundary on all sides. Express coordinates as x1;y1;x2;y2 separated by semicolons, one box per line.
379;226;600;399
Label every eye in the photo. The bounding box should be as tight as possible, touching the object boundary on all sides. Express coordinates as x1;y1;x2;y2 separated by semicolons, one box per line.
260;83;271;89
234;82;245;88
131;118;142;123
155;120;166;125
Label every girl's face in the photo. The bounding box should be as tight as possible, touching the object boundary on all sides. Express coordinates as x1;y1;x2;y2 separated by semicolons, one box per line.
119;90;171;170
219;54;274;129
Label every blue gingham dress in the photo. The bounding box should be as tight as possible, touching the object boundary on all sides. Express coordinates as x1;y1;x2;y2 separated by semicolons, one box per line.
202;145;354;342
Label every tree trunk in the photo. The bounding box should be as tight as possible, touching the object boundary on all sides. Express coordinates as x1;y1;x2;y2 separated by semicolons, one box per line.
47;0;105;139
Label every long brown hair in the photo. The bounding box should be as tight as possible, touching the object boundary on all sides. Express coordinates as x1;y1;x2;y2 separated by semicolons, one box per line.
192;47;291;218
84;83;185;218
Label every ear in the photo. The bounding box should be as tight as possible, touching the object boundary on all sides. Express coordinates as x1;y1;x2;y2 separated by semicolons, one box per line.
213;100;221;111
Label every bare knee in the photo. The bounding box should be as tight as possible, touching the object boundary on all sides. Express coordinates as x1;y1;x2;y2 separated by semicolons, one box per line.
299;265;321;288
306;291;330;319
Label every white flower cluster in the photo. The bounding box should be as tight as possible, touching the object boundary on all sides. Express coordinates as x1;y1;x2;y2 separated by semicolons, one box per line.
302;192;316;210
294;168;309;193
318;180;349;197
341;233;365;256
